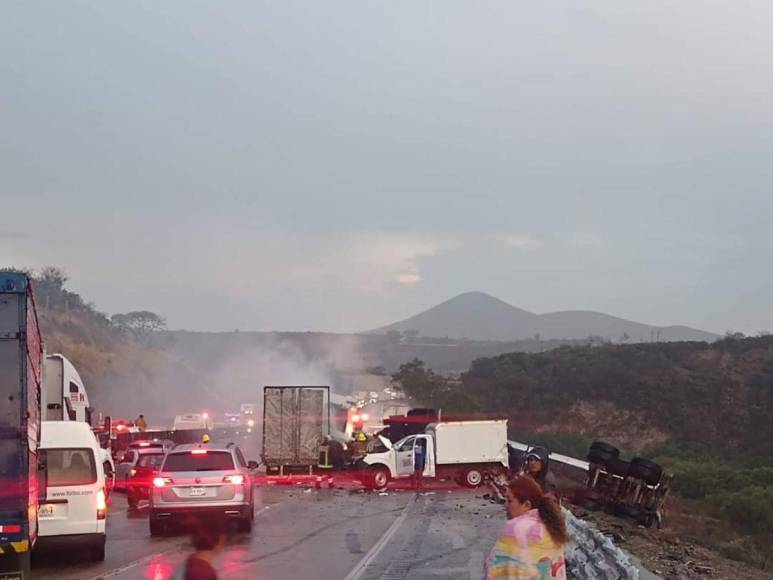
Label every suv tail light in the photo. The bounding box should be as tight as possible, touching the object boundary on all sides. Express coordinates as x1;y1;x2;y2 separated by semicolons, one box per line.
96;488;107;520
153;477;173;488
223;475;245;485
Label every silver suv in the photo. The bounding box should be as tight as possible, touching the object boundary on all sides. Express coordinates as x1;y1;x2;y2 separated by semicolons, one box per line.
149;442;257;535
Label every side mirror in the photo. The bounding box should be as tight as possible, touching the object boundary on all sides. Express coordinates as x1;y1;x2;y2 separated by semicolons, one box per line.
247;460;259;470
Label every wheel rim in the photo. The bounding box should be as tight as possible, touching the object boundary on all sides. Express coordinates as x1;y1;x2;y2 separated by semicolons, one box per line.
467;470;482;486
374;471;387;488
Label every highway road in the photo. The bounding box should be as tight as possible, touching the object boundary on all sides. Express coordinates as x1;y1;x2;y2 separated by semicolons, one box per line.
31;483;498;580
32;482;653;579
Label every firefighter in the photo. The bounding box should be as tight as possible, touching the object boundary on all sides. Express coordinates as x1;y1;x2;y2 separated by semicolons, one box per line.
135;414;148;432
351;420;368;458
202;433;211;444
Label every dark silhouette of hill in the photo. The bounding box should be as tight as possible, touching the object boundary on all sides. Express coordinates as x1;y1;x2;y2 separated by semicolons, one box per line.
370;291;718;342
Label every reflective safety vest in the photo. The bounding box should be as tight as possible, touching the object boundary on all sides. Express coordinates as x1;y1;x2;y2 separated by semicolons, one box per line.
352;431;368;455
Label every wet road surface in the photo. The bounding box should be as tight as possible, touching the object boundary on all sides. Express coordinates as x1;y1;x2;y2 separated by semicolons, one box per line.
32;481;653;579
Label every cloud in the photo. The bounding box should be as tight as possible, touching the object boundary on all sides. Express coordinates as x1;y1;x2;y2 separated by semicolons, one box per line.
395;272;422;285
498;235;544;250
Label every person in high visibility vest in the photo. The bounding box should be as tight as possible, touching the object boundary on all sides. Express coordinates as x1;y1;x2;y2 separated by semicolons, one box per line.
351;421;368;458
135;414;148;432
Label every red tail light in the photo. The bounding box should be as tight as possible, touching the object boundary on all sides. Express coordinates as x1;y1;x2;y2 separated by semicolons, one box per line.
191;449;207;455
0;525;22;534
153;477;173;488
96;488;107;520
223;474;245;485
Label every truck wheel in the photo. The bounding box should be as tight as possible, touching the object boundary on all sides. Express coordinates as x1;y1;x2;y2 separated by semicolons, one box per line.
371;467;390;491
629;458;663;486
127;496;139;509
463;468;483;488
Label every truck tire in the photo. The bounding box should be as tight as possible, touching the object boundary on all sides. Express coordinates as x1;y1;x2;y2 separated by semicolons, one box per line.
587;441;619;466
463;467;483;488
127;496;139;509
590;441;619;456
371;467;390;491
629;458;662;485
606;458;630;477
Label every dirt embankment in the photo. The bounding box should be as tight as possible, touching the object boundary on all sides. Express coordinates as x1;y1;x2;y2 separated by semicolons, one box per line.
569;504;772;579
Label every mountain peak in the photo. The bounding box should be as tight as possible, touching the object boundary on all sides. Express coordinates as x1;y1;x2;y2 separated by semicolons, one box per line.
369;292;718;343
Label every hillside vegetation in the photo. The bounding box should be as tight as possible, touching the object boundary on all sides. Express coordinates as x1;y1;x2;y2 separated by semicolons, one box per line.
9;267;212;422
392;338;773;565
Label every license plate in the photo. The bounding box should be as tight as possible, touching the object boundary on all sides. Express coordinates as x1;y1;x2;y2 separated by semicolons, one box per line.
188;487;206;497
39;504;55;517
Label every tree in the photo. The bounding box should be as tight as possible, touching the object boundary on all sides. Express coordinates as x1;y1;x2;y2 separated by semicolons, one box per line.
392;359;436;398
111;311;166;334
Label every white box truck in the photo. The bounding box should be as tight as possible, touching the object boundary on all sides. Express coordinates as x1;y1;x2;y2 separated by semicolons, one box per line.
358;419;509;491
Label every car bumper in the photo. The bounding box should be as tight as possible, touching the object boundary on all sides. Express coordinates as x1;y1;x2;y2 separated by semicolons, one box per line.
150;504;251;519
35;533;105;552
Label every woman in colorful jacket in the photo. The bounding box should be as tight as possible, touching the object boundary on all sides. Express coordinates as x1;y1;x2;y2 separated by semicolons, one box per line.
485;475;568;579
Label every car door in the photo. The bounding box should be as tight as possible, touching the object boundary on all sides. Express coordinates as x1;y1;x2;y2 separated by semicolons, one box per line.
116;450;136;489
394;436;416;477
415;435;435;478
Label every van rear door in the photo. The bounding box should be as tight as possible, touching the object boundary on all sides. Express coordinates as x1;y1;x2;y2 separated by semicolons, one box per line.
39;448;100;536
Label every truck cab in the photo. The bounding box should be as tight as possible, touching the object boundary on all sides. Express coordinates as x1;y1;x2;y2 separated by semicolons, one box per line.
41;354;92;425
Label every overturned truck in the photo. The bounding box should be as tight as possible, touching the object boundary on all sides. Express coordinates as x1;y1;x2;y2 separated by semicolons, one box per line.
262;386;330;475
578;441;671;528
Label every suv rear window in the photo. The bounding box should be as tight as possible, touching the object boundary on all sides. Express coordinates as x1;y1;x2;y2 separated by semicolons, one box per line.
42;448;97;486
162;451;234;472
137;453;165;468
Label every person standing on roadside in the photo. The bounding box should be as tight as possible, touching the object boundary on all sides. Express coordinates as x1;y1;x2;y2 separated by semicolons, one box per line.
413;438;426;490
522;446;555;493
484;475;567;580
135;414;148;432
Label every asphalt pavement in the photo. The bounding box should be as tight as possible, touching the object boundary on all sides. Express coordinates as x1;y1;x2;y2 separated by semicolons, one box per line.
32;481;654;579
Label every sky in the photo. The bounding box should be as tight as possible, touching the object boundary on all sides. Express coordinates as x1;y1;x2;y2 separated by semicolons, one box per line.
2;1;772;334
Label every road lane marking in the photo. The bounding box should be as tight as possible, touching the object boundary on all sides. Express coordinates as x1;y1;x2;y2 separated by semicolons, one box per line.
89;506;271;580
342;497;413;580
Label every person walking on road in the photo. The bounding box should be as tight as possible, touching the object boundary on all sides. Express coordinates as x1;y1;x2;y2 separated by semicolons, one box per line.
413;438;426;490
484;475;567;580
135;414;148;432
174;517;224;580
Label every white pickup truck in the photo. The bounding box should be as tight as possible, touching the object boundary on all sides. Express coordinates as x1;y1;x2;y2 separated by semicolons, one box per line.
358;420;509;490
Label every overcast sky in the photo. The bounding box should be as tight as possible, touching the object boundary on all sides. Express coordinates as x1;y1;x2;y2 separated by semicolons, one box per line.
2;1;772;334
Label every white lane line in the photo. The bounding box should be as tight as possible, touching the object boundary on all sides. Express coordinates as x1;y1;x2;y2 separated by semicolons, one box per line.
342;499;413;580
90;506;272;580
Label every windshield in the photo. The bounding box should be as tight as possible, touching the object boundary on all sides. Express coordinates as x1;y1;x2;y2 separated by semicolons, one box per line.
162;451;234;472
136;453;165;468
42;448;97;486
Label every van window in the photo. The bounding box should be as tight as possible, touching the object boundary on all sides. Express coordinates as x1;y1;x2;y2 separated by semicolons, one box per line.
163;451;234;472
69;382;79;394
42;448;97;486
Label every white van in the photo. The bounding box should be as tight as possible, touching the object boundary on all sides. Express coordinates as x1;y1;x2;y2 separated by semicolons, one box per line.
36;421;107;561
